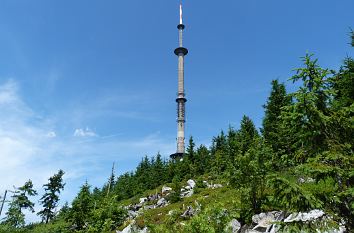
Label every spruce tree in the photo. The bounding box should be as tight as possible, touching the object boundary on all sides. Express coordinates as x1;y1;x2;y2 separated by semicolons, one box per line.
238;115;259;155
195;145;210;175
262;79;291;152
211;131;230;175
38;170;65;223
152;153;165;185
211;130;228;155
331;58;354;108
186;136;196;162
69;181;94;230
102;163;116;197
279;54;333;163
4;180;37;228
186;137;197;176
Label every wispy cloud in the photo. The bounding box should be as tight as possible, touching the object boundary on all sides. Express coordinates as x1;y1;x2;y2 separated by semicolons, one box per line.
73;128;97;137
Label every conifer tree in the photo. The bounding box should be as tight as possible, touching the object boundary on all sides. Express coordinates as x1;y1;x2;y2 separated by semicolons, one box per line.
331;58;354;108
102;163;116;197
4;180;37;228
69;181;94;230
211;130;228;155
114;172;135;200
227;126;239;160
262;79;291;152
38;170;65;223
135;156;153;191
152;153;165;185
231;138;271;222
211;131;230;175
238;115;259;155
169;176;181;203
279;54;333;164
195;145;210;175
186;136;196;162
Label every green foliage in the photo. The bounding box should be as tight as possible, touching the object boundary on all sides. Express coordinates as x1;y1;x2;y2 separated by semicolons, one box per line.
186;136;195;163
266;175;323;212
182;205;232;233
25;220;70;233
38;170;65;224
281;54;334;159
88;196;127;232
3;180;37;228
262;79;291;157
102;163;116;197
169;177;182;203
231;138;271;223
0;224;26;233
332;58;354;108
68;182;94;230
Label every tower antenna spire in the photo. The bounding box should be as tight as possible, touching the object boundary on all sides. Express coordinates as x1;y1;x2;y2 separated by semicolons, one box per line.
180;3;183;25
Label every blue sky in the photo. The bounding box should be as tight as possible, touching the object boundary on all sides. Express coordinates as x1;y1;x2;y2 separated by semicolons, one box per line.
0;0;353;222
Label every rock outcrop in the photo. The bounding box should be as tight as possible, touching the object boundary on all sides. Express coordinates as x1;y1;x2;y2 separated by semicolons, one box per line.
226;219;242;233
181;206;195;218
231;210;345;233
187;179;196;189
162;186;172;194
116;222;148;233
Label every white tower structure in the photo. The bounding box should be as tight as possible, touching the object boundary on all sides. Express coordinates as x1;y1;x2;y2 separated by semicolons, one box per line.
171;3;188;159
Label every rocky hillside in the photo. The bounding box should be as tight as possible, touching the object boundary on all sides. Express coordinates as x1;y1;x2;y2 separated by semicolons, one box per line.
116;178;346;233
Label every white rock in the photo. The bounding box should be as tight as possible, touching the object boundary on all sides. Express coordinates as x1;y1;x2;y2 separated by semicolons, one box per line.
298;177;316;184
167;210;176;216
117;224;132;233
143;205;155;210
139;197;147;204
321;226;346;233
284;209;325;223
162;186;172;194
212;184;223;189
185;190;194;197
156;198;168;207
252;211;284;230
226;219;241;233
116;224;149;233
181;189;194;198
127;210;138;219
181;206;195;218
187;179;196;189
185;185;192;190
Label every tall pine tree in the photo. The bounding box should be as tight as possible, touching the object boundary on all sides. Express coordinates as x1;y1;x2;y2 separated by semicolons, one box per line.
4;180;37;228
69;181;94;230
262;79;291;151
38;170;65;223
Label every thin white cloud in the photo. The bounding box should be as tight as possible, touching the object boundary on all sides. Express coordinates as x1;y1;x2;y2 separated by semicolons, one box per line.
74;128;97;137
